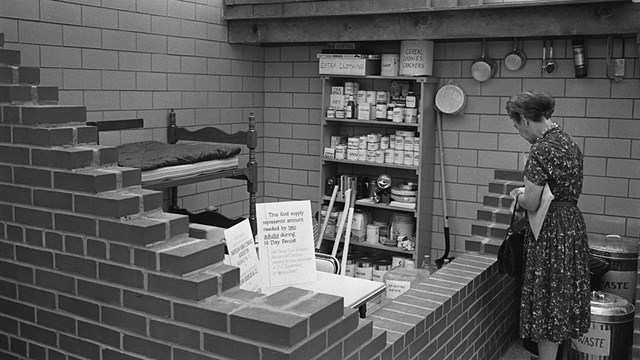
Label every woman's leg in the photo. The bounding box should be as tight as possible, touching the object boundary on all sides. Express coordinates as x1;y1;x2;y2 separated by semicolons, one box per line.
538;340;559;360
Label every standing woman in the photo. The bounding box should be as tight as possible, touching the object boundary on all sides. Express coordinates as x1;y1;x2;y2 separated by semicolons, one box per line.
506;91;590;360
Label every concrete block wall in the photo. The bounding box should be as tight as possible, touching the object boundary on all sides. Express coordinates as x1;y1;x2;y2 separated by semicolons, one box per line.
0;0;264;218
261;38;640;262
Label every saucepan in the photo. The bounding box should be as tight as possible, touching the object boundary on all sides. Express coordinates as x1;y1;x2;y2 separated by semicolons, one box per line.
471;39;497;82
504;37;527;71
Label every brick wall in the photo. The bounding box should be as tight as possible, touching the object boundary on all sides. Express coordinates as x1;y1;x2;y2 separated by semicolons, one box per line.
0;40;518;360
0;0;264;218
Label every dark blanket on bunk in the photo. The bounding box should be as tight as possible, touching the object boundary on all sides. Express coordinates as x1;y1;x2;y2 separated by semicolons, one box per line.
117;141;241;171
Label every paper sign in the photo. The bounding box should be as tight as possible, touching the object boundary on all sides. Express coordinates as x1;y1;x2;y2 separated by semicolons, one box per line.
256;200;317;288
571;322;611;356
224;219;262;292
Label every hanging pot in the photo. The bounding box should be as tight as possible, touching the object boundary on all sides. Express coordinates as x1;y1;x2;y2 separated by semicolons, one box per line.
504;37;527;71
471;39;497;82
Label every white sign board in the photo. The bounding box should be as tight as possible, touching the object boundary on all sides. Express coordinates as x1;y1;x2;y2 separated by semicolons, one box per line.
256;200;317;288
224;219;262;292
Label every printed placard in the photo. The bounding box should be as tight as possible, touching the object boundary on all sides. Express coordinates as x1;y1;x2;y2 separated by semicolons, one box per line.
571;322;611;356
256;200;317;288
225;219;262;292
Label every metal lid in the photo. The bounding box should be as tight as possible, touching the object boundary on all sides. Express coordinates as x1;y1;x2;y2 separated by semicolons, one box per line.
590;291;635;319
589;234;639;258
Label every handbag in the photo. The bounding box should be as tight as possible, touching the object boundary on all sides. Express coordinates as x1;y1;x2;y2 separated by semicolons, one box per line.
497;197;526;276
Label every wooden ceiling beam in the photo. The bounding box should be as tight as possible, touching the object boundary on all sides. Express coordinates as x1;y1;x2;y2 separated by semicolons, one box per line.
226;3;640;44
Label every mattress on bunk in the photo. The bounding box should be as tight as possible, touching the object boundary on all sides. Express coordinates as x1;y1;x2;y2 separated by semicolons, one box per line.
140;157;239;183
117;140;241;171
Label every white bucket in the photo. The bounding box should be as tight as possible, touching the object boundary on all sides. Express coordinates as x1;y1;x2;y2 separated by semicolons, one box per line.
381;54;400;76
399;40;434;76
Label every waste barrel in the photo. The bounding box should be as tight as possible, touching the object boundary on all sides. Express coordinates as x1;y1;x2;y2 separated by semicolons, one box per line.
589;255;610;291
569;291;634;360
588;234;638;304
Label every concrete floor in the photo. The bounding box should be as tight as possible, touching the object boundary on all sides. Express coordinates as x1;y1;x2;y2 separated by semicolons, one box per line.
502;338;537;360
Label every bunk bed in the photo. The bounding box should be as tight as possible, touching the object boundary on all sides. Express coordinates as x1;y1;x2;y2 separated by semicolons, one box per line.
89;110;258;234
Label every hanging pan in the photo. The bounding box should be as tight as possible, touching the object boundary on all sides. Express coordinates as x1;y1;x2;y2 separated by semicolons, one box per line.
434;81;466;115
504;37;527;71
433;81;467;267
471;39;497;82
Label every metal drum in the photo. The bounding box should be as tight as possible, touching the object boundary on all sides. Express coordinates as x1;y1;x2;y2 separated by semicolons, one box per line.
569;291;634;360
588;234;639;304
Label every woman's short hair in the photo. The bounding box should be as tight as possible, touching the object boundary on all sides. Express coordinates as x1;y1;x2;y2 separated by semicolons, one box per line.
506;90;555;123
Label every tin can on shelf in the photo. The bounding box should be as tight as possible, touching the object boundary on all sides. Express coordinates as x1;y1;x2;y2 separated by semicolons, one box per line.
355;256;373;281
335;144;346;160
344;82;355;95
344;255;356;277
366;224;380;244
372;259;392;282
326;107;335;118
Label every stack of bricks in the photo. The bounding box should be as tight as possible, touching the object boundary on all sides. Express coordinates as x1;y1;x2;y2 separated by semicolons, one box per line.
0;34;387;360
467;169;524;256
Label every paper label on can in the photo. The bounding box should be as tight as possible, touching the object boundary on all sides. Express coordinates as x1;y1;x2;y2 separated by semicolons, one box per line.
385;280;411;299
600;270;636;303
571;322;611;356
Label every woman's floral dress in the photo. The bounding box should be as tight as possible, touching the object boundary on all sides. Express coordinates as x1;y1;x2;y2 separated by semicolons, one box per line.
520;126;591;343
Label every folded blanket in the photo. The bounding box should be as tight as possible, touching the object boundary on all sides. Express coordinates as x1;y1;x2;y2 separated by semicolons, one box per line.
117;141;241;171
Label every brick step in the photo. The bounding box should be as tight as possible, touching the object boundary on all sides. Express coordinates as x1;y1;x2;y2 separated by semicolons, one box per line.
488;179;524;197
30;144;118;170
634;343;640;359
4;123;98;147
143;235;226;275
471;220;509;240
148;261;240;301
0;48;20;66
477;207;512;225
483;193;515;210
51;166;141;194
465;235;503;256
73;187;163;219
0;85;58;104
494;169;524;182
1;104;86;126
0;65;40;85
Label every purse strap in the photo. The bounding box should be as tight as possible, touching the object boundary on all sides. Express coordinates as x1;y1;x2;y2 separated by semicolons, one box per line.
509;196;520;229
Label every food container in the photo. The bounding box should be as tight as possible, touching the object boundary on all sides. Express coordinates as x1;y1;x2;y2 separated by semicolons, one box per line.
372;259;392;282
355;256;373;280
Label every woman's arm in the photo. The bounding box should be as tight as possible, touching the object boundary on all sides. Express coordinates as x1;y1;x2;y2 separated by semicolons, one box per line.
511;178;543;212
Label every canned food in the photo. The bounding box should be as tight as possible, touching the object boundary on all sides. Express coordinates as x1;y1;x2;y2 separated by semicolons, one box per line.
392;106;404;122
355;257;373;280
335;144;346;160
326;107;335;118
344;82;355;95
372;259;392;282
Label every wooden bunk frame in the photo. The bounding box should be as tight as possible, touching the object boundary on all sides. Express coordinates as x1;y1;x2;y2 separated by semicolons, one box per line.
89;110;258;235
